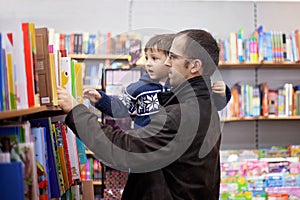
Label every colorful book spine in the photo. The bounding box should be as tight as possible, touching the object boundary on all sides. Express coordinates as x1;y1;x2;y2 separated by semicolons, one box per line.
0;33;5;111
22;23;35;107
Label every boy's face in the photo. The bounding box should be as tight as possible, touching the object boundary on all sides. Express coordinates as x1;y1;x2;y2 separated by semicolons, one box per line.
145;49;169;82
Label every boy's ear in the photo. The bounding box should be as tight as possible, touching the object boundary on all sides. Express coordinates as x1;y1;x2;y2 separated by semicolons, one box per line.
191;59;202;74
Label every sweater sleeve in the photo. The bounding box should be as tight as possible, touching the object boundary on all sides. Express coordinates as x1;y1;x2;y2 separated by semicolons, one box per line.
94;90;130;118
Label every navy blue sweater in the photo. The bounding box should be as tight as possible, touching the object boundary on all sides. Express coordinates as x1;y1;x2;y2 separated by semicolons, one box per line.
95;73;231;129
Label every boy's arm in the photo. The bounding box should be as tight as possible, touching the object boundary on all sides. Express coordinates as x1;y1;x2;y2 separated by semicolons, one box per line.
94;90;130;118
212;83;231;111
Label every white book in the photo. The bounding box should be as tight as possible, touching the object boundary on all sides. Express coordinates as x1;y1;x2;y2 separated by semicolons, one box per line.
13;24;28;109
60;56;72;94
66;128;81;180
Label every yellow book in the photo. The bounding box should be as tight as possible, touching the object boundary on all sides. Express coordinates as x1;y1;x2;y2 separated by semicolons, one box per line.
75;62;84;104
49;53;58;106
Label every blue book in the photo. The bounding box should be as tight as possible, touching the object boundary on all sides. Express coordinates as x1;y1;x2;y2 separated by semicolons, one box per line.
30;118;61;198
0;126;21;162
0;162;25;200
76;137;87;164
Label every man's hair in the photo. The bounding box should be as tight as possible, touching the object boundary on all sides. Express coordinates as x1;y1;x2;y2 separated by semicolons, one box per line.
144;34;175;56
176;29;220;76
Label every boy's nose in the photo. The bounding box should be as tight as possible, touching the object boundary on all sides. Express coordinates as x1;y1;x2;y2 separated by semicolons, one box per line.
145;59;151;67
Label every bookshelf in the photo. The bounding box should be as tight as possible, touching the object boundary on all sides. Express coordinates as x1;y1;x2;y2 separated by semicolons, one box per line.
222;115;300;123
0;106;64;121
70;54;132;91
70;54;130;61
219;62;300;150
219;62;300;69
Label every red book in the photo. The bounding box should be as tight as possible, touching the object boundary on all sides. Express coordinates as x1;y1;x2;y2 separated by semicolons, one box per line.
22;23;35;107
61;124;74;185
70;33;75;54
59;34;65;51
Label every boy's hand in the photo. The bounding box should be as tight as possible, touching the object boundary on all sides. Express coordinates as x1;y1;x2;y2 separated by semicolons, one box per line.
57;86;78;113
83;89;102;103
212;81;226;97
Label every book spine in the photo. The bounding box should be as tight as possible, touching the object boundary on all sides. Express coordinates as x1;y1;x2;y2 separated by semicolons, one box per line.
22;23;35;107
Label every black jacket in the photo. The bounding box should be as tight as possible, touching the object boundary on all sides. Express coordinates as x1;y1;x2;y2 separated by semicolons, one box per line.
65;76;221;200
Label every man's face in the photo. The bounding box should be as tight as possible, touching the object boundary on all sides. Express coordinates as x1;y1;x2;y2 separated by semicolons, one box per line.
164;35;192;87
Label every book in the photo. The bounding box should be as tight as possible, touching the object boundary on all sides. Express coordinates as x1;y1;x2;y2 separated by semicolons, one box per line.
28;23;39;106
259;82;269;117
0;125;22;162
60;56;72;93
22;23;35;107
75;62;84;103
66;127;81;181
30;118;61;198
49;49;58;106
31;127;49;200
60;123;73;186
35;27;56;106
13;24;28;109
18;142;39;200
4;33;17;110
50;123;65;195
0;162;25;200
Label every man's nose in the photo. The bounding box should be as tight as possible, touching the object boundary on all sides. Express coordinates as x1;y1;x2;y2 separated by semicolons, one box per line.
164;57;171;67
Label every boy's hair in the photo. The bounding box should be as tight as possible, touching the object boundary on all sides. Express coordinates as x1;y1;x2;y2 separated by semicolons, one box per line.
144;34;175;56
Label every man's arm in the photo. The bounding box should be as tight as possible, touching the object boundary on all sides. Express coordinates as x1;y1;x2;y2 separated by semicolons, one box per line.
58;86;200;172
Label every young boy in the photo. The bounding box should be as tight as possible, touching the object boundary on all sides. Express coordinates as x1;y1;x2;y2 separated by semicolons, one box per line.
84;33;231;129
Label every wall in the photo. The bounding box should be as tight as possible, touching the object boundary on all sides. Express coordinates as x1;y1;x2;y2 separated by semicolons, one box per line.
1;0;300;150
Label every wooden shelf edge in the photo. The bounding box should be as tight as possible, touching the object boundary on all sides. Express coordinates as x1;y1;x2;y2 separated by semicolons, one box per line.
219;62;300;69
221;116;300;122
70;54;129;60
0;105;64;121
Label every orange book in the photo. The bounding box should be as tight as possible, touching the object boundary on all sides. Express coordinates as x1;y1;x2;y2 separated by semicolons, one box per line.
259;82;269;117
61;124;74;185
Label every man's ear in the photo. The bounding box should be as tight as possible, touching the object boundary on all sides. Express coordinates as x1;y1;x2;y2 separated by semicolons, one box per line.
191;59;202;74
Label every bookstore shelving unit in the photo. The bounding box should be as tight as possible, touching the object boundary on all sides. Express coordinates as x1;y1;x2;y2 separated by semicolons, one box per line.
219;62;300;150
70;54;130;61
70;54;131;90
0;106;64;121
71;54;142;199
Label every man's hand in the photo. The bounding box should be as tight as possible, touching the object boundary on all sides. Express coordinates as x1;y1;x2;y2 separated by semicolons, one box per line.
212;81;226;97
83;88;102;103
57;86;79;113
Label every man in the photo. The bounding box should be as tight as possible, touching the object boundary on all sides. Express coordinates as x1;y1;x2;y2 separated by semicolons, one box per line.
58;29;222;199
